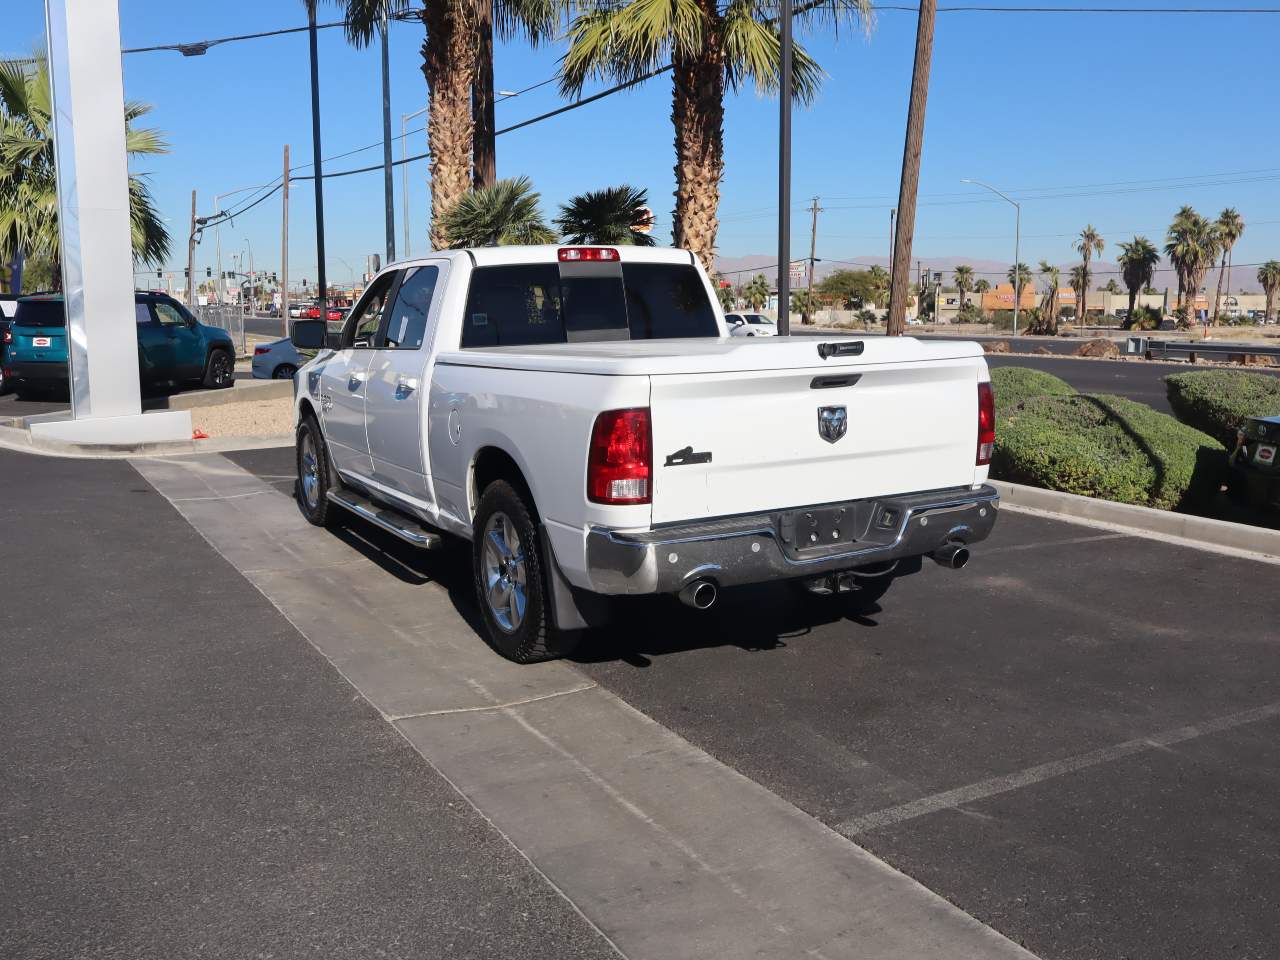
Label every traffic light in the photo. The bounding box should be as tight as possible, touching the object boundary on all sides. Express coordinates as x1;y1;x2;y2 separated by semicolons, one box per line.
156;269;162;279
206;266;211;278
301;278;307;288
184;267;189;279
271;272;278;283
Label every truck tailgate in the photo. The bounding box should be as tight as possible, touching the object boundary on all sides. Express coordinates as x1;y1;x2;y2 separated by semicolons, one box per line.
649;356;982;524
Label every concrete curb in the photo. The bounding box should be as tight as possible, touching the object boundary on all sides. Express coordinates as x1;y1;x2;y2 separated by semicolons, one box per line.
991;479;1280;563
0;424;290;460
150;378;293;411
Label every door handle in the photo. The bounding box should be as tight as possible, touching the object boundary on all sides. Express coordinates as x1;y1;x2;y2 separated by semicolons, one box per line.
394;377;418;400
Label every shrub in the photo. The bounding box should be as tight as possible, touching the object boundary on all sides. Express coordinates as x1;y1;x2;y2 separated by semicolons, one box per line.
990;366;1075;415
1123;305;1161;330
991;393;1223;511
1164;370;1280;445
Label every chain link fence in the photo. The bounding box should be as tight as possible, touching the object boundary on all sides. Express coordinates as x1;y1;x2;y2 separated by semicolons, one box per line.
195;304;248;357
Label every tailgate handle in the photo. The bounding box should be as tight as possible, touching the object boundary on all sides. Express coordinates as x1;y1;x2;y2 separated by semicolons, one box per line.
810;374;862;390
817;341;864;360
665;446;713;467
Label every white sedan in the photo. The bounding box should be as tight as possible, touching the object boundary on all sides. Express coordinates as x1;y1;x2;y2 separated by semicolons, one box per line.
725;313;777;337
251;337;304;379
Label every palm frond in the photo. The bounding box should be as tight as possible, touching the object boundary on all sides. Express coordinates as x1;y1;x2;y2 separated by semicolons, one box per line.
442;175;554;247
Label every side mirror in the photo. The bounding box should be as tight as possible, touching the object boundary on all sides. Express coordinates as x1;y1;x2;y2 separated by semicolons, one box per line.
291;318;329;349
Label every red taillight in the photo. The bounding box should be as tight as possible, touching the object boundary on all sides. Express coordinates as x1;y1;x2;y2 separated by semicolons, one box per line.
2;329;11;344
977;381;995;465
587;408;652;505
254;346;270;356
559;247;619;262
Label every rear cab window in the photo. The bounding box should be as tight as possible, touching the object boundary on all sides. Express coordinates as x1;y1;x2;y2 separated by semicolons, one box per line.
14;300;67;328
461;259;718;348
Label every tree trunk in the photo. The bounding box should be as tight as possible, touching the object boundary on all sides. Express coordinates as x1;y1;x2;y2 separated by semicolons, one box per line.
1267;289;1275;325
1078;259;1088;329
472;0;496;190
1127;286;1137;324
422;2;477;250
1212;249;1227;325
887;0;937;336
670;27;725;277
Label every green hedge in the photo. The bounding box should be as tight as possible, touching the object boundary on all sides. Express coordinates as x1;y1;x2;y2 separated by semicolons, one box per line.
1164;370;1280;445
991;393;1222;510
989;366;1076;414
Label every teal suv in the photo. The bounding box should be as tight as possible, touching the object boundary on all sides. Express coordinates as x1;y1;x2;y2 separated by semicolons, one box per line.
2;293;236;400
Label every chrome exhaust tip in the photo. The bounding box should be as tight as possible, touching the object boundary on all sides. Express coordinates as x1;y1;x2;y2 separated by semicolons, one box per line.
678;579;718;610
931;542;970;570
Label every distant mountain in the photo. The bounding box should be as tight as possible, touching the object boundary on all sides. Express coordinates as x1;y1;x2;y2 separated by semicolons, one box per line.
714;253;1262;294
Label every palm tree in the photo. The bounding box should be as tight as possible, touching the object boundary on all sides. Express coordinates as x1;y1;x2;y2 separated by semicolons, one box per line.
1074;224;1103;327
559;0;872;275
1165;206;1219;328
554;184;657;246
953;264;974;311
1258;260;1280;324
744;273;770;310
337;0;559;248
1116;236;1159;323
1069;264;1088;324
974;278;991;295
1007;262;1031;313
1037;261;1060;335
441;176;556;247
866;265;889;306
1210;207;1244;325
0;56;169;292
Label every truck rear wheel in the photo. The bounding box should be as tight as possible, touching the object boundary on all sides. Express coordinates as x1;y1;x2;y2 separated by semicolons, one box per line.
472;480;574;664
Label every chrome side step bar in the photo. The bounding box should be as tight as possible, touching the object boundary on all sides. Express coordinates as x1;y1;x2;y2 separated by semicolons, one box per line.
326;489;442;548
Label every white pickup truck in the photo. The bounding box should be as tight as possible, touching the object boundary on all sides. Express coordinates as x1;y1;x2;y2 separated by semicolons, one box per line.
289;245;998;663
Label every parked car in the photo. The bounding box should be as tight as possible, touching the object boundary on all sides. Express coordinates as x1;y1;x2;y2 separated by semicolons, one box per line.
724;312;777;337
288;302;304;319
1230;414;1280;511
2;292;237;400
0;294;16;395
289;245;998;663
252;337;303;380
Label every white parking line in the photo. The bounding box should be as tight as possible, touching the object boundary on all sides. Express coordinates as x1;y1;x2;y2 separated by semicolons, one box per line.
838;701;1280;837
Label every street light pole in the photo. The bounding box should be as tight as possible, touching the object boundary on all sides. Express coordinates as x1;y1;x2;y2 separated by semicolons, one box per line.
776;0;793;336
244;237;254;312
961;178;1021;336
306;0;328;321
401;105;428;257
380;7;395;264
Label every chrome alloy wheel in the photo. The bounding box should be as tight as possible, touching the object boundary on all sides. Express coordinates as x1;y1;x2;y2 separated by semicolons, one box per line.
300;431;321;510
482;511;527;633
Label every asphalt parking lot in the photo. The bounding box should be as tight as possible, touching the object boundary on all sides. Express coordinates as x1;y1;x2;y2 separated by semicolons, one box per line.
225;447;1280;960
5;444;1278;959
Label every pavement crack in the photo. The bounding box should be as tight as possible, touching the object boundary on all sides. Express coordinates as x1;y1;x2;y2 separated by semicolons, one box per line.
386;682;598;721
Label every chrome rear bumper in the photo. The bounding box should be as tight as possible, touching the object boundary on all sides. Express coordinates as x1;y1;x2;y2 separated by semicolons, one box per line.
585;484;999;595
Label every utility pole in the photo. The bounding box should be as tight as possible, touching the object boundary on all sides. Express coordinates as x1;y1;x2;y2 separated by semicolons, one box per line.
804;196;822;325
886;0;937;336
776;0;793;335
186;189;197;308
473;0;497;188
307;0;328;322
380;7;395;263
281;144;290;339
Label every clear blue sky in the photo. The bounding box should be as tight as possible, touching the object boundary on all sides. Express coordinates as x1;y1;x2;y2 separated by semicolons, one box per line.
7;1;1280;286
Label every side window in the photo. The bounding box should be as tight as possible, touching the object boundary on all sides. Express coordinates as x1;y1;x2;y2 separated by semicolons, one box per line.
343;273;397;349
153;302;189;326
461;265;564;348
135;303;154;325
382;266;439;350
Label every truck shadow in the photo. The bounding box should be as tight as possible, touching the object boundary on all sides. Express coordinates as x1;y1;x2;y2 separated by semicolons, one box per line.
320;507;877;667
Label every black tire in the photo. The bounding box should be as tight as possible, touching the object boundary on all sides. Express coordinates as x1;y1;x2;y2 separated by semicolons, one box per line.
272;363;298;380
295;415;335;527
471;479;571;664
202;348;235;389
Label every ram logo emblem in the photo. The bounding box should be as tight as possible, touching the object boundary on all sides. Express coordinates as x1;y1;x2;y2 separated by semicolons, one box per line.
817;405;848;444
